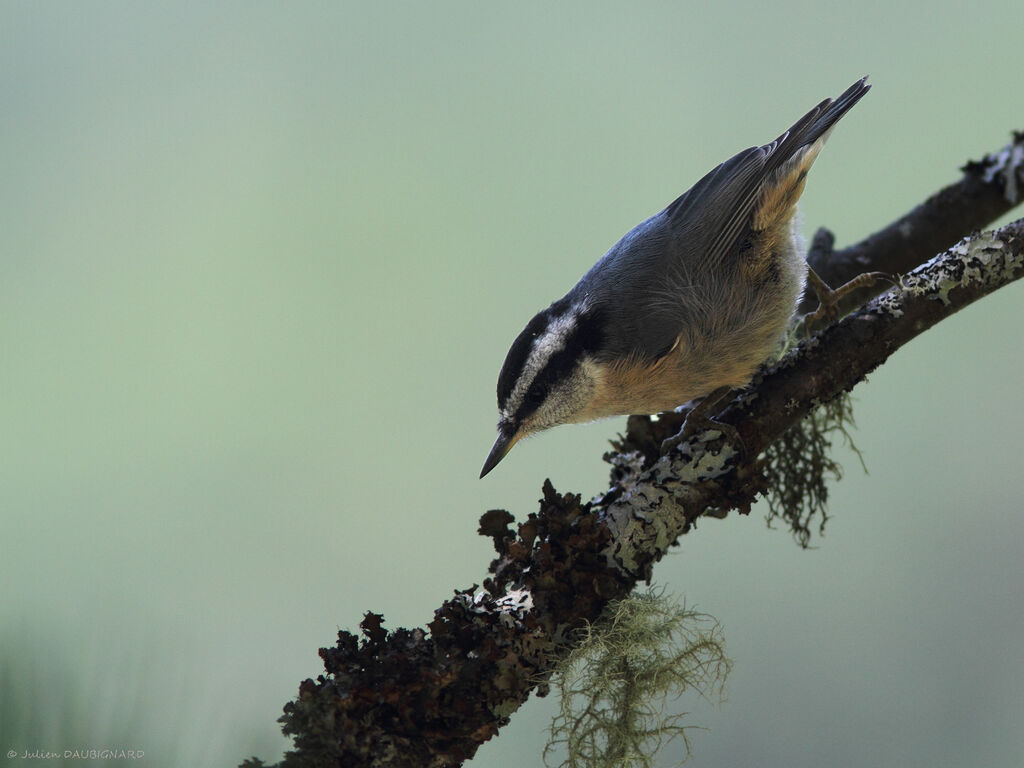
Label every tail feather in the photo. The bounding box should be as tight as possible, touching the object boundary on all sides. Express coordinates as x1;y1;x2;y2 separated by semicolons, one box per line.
663;78;871;271
775;77;870;159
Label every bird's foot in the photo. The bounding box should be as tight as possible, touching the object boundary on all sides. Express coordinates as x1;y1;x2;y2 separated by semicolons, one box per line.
660;386;745;459
804;266;894;334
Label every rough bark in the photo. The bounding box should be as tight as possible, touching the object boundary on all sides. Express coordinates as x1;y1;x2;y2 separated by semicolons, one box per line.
244;132;1024;768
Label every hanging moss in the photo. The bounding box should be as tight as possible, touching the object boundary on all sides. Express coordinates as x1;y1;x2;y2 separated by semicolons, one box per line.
760;390;866;547
545;588;731;768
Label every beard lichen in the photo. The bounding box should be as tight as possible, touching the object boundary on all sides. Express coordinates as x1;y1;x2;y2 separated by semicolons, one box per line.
544;588;731;768
761;390;866;548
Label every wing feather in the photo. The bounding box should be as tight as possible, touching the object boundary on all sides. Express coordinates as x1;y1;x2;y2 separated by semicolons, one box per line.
577;79;870;363
665;77;870;268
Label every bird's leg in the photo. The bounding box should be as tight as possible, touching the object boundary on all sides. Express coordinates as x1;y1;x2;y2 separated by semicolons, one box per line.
660;385;742;457
804;266;894;333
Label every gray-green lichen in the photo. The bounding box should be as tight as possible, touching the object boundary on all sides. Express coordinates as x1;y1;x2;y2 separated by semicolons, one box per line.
545;588;731;768
982;135;1024;203
761;391;864;548
886;228;1022;312
601;432;738;577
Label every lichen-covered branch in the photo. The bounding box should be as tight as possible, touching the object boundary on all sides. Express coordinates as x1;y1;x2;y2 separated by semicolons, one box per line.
245;136;1024;768
600;222;1023;584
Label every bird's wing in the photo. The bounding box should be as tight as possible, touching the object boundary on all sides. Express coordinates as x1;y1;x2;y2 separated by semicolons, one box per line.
664;77;870;270
583;79;870;363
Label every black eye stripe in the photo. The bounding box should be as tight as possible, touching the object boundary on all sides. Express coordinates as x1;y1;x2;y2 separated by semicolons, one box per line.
523;384;546;409
508;306;607;425
512;350;573;424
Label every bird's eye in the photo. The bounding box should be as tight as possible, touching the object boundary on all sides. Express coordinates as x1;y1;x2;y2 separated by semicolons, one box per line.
524;385;547;410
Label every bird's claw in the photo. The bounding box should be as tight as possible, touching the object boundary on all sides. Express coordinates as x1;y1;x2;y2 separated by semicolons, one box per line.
804;267;895;335
660;386;746;459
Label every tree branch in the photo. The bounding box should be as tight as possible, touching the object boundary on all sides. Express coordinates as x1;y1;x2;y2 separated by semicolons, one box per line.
799;130;1024;313
247;133;1024;768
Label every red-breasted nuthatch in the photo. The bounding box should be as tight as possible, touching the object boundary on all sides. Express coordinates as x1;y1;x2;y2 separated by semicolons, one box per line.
481;78;872;478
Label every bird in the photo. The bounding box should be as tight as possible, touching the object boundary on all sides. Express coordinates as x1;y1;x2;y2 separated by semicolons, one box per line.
481;78;876;478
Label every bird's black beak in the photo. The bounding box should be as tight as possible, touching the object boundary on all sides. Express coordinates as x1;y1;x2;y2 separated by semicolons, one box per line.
479;429;520;478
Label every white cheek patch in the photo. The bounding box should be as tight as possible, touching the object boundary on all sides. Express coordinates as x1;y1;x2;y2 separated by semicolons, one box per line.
502;304;583;422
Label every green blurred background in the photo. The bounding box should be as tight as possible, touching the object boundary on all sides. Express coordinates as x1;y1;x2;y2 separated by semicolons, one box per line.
2;2;1022;766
